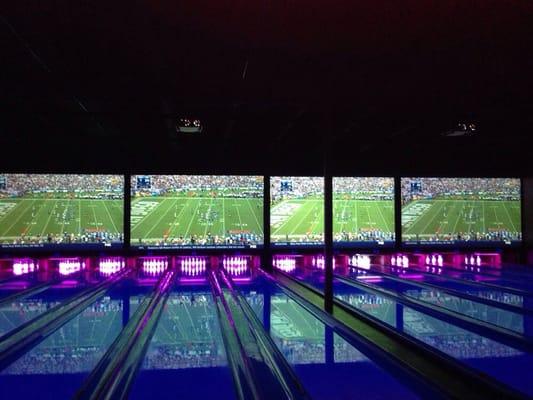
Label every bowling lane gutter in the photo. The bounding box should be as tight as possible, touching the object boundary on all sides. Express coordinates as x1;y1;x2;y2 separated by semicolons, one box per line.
74;268;176;400
269;269;526;400
209;268;262;400
0;280;56;309
348;265;533;316
0;272;35;285
0;268;131;371
218;269;311;400
336;274;533;353
393;264;533;297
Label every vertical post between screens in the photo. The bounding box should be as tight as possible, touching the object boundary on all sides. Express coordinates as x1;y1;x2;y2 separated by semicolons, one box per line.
263;175;271;270
394;177;402;250
124;174;131;252
324;175;333;313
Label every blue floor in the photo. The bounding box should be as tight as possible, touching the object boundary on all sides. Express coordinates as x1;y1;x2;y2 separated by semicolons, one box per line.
1;260;533;398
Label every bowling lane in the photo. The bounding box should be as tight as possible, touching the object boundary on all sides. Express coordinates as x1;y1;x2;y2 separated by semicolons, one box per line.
237;276;425;400
0;292;128;400
354;264;531;310
0;282;91;338
406;263;533;293
343;270;527;335
333;278;533;397
129;286;236;400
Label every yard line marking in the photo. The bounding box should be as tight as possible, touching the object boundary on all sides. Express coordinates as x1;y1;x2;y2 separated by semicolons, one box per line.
376;200;392;233
246;198;263;234
222;197;226;235
131;198;165;233
40;200;59;237
78;199;82;234
91;200;99;232
167;198;191;239
1;199;36;237
143;199;177;240
482;200;486;233
203;197;215;238
272;199;317;236
416;201;446;238
0;200;25;225
184;200;203;239
288;200;320;236
502;201;518;233
103;200;120;234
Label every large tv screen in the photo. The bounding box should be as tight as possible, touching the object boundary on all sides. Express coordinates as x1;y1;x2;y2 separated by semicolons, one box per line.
333;177;395;247
0;174;124;249
130;175;263;249
270;176;323;246
401;178;521;245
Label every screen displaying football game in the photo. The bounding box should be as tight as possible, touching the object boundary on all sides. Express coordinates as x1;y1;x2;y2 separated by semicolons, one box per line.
401;178;521;245
130;175;264;249
333;177;395;246
270;176;324;246
0;174;124;249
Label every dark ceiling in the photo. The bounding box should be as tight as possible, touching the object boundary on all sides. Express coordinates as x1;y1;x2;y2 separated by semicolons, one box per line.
1;1;533;175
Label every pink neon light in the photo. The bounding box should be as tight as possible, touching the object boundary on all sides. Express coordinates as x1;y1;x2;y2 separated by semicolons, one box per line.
312;256;336;270
58;259;83;276
349;255;371;269
223;256;250;277
273;257;296;273
12;259;38;276
99;257;125;276
141;258;168;276
180;257;206;277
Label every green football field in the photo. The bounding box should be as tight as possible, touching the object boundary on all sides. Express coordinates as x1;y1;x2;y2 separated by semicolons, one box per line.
131;196;263;244
0;197;123;243
333;199;394;238
402;199;521;241
270;198;324;243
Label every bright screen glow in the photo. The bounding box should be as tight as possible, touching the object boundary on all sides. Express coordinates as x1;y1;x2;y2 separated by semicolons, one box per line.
333;177;395;246
0;174;124;249
130;175;264;249
401;178;521;245
270;176;323;246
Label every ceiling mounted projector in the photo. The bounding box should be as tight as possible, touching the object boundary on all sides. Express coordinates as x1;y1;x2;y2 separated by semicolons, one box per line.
176;118;203;134
442;122;477;137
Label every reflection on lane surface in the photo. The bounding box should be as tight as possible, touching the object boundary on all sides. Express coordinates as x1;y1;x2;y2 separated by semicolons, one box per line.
240;278;420;400
361;264;529;308
334;279;533;396
0;297;123;399
348;272;526;334
0;297;61;338
130;290;236;400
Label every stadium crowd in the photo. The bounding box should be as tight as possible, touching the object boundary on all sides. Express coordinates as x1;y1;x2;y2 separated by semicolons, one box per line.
133;175;263;197
8;230;123;246
137;231;262;247
270;177;323;202
2;298;121;375
143;343;225;370
0;174;123;198
405;230;521;243
334;229;394;243
333;177;394;199
402;178;520;204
